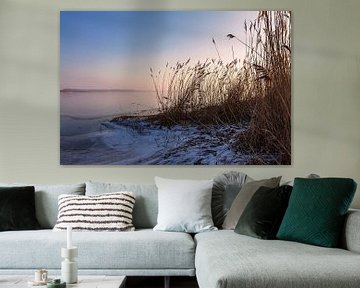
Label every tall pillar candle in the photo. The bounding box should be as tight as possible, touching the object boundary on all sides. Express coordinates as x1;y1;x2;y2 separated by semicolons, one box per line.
67;225;72;249
62;225;77;284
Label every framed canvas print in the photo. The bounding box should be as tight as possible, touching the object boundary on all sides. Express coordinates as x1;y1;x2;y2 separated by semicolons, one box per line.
60;11;291;165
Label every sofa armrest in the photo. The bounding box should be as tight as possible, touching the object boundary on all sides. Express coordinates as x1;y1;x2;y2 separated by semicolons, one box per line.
342;209;360;253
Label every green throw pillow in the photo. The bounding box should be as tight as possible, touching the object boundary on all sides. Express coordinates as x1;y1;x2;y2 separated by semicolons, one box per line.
277;178;357;247
235;185;292;240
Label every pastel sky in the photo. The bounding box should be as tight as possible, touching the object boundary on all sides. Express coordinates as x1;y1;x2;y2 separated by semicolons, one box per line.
60;11;258;90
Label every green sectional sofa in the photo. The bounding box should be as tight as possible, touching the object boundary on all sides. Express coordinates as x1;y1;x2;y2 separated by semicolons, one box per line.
0;181;359;288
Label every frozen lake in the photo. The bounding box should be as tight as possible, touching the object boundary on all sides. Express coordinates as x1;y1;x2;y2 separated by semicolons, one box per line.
61;90;158;120
60;90;252;165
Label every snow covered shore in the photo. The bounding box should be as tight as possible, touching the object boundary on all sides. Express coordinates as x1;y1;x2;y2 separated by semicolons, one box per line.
60;116;253;165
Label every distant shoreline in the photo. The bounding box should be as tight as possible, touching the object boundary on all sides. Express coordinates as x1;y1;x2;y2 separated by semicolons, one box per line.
60;88;155;93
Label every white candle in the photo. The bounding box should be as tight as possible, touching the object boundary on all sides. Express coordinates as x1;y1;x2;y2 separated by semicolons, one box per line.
67;225;72;249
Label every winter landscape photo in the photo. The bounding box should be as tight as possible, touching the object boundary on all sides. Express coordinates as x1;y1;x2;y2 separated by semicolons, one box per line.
60;11;291;165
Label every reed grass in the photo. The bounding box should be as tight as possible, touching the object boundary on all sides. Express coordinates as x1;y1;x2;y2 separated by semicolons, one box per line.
150;11;291;164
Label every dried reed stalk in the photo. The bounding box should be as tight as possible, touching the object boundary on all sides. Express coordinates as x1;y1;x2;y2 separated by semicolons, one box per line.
150;11;291;164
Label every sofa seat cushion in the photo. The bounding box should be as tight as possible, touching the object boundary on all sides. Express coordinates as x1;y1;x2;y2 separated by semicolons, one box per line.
0;229;195;270
195;230;360;288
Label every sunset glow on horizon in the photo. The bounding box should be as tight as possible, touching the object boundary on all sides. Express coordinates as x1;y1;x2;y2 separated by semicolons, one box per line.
60;11;258;90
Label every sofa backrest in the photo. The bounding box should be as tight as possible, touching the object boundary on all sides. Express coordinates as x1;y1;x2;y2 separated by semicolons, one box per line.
341;209;360;253
0;182;86;228
86;181;158;229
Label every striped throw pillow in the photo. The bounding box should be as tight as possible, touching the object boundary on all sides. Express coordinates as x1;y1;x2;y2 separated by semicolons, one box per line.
53;192;136;231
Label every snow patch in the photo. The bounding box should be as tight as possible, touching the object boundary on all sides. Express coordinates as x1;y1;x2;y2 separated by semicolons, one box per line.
61;117;252;165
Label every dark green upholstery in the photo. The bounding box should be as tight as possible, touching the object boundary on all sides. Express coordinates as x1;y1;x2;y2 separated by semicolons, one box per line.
235;185;292;239
0;186;40;231
277;178;357;247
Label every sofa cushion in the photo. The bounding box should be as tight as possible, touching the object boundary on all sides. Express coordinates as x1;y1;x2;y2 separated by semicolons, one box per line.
277;178;357;247
0;183;85;229
212;171;251;228
342;209;360;253
195;230;360;288
0;229;195;271
0;186;40;231
154;177;216;233
53;192;136;232
86;182;157;229
282;173;320;186
222;177;281;229
234;185;292;239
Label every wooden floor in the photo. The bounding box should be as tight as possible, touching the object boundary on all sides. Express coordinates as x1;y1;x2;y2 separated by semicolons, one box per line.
126;276;199;288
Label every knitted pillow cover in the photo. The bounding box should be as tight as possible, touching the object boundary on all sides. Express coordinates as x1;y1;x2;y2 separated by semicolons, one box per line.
277;178;357;247
53;192;136;231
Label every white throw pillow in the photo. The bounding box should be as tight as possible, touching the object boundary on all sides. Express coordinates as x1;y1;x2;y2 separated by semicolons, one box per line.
153;177;217;233
53;192;135;231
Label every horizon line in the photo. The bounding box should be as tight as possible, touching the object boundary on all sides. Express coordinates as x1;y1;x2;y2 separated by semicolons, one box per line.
60;88;155;93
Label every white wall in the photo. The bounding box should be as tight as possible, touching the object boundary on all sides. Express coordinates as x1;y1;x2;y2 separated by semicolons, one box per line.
0;0;359;208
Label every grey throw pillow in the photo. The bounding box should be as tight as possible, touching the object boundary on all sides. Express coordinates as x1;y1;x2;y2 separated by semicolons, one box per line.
153;177;217;233
212;171;252;228
222;177;281;230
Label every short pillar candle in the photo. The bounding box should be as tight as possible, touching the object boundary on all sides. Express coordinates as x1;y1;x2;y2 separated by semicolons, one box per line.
61;247;78;284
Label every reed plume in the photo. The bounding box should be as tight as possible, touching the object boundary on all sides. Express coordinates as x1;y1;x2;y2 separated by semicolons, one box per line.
150;11;291;164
